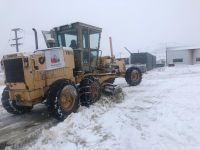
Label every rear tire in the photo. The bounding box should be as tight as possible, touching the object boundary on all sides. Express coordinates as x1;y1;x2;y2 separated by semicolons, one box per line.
125;67;142;86
47;80;79;121
1;87;33;114
79;76;101;107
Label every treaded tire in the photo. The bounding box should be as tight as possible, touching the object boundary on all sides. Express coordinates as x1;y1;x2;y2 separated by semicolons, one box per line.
125;67;142;86
79;76;101;107
47;79;79;121
1;87;33;114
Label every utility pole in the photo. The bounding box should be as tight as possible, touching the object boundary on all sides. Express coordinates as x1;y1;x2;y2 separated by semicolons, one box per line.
10;28;23;52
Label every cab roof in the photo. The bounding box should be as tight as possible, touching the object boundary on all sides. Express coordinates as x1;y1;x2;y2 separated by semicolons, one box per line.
53;22;102;33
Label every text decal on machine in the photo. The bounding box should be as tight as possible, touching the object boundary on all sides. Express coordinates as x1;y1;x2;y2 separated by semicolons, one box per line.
45;49;65;70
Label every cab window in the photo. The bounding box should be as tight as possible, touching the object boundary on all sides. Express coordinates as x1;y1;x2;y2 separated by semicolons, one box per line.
90;50;98;67
90;33;100;49
57;30;77;49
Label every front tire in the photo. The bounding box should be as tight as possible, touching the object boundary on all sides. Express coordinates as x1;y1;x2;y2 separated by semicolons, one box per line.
1;87;33;114
125;67;142;86
47;80;79;121
79;76;101;107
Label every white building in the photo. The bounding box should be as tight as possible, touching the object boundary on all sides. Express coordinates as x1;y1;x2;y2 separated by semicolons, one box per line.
166;46;200;65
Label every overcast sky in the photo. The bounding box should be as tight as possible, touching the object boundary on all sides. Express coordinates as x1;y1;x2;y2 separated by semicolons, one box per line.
1;0;200;57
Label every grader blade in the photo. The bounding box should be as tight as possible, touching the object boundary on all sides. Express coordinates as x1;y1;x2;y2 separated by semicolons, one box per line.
103;83;122;95
102;83;124;102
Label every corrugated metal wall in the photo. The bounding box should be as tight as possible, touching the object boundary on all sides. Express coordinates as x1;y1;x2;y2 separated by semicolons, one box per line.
130;52;156;71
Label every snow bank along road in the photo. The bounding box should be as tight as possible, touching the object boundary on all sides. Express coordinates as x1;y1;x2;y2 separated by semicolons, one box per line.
1;65;200;150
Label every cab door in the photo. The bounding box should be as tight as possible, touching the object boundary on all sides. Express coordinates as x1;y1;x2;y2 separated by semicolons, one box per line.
82;29;100;71
89;32;100;70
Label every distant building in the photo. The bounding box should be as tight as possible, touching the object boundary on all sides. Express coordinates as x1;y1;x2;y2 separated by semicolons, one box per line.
130;52;156;71
166;46;200;65
156;59;165;67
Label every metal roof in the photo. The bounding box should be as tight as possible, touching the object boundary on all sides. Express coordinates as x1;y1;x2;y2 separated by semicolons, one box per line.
54;22;102;32
72;22;102;31
167;46;200;51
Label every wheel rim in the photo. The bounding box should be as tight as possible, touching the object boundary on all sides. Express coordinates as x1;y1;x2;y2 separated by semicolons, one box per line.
131;70;140;81
59;85;77;112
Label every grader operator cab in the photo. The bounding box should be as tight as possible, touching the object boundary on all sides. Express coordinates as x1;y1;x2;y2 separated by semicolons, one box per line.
1;22;142;120
43;22;102;73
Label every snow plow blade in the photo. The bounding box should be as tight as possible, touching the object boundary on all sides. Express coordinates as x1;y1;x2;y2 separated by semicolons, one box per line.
102;83;122;95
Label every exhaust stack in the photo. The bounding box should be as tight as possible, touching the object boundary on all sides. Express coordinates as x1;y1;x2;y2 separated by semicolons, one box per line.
109;37;114;58
32;28;38;50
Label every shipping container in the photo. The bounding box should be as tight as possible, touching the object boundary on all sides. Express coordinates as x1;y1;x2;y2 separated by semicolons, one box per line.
130;52;156;71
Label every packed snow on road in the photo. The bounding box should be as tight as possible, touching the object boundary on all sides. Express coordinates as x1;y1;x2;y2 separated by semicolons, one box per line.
1;65;200;150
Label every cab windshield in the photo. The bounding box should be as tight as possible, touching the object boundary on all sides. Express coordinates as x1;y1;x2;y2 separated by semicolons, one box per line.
57;28;100;50
57;29;78;49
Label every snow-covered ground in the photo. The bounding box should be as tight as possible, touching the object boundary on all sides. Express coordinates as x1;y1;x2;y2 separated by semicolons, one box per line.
0;73;5;86
18;65;200;150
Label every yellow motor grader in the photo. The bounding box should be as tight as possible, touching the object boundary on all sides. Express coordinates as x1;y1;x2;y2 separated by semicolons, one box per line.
1;22;142;120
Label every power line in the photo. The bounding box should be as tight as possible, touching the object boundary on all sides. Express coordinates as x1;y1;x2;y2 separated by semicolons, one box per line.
10;28;23;52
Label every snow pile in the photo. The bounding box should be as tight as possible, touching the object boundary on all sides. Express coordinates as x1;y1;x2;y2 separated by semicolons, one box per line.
0;105;6;115
0;73;5;113
0;86;5;108
0;73;4;85
0;106;6;115
10;65;200;149
26;95;125;150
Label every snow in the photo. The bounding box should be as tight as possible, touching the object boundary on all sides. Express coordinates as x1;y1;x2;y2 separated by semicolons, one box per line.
0;84;5;108
22;65;200;150
0;73;5;86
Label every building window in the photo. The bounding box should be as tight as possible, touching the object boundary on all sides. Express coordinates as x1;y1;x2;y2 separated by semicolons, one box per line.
173;58;183;63
196;58;200;62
